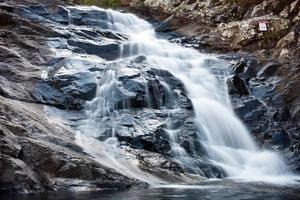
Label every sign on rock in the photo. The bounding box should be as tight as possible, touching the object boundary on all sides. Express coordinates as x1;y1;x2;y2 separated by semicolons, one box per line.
259;22;268;31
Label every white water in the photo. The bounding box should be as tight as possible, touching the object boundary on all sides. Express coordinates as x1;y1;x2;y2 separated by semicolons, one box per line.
76;68;165;184
71;6;298;185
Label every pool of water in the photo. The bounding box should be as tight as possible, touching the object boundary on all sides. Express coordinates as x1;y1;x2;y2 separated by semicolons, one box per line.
2;180;300;200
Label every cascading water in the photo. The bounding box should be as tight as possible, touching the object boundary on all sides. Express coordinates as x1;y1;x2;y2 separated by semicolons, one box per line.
76;68;165;183
71;6;298;184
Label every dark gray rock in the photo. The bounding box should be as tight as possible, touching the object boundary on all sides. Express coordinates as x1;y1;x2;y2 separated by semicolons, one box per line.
0;3;14;12
0;154;42;193
258;62;282;77
227;75;250;96
0;96;145;193
14;5;50;23
51;72;97;101
33;81;78;109
67;39;120;60
28;4;49;16
272;129;291;148
229;56;300;172
231;57;258;82
68;7;109;27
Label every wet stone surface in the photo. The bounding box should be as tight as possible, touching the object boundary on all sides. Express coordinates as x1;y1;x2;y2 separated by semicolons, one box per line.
225;56;300;172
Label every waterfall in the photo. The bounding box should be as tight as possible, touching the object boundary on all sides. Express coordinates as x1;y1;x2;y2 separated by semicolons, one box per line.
71;6;297;184
76;69;165;184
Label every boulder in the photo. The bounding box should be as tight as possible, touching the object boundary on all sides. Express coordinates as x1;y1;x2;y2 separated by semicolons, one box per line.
227;74;250;96
67;39;120;60
68;7;109;27
217;16;290;48
0;155;41;193
257;62;281;77
272;129;291;148
233;96;264;119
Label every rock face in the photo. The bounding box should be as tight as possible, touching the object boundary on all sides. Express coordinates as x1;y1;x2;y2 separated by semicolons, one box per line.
216;15;290;48
0;96;144;192
129;0;300;57
0;2;146;193
227;56;300;172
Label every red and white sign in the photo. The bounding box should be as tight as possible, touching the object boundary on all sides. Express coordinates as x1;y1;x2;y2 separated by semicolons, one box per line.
258;22;268;31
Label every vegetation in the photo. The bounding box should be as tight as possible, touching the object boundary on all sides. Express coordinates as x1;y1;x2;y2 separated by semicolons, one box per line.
226;0;264;7
74;0;121;8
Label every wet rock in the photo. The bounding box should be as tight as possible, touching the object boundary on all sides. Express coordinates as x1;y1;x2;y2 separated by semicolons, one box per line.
258;62;282;77
85;62;199;162
0;3;14;13
33;82;79;110
135;147;220;180
28;4;49;16
230;57;258;85
127;126;171;154
135;150;186;181
0;128;21;158
67;39;120;60
97;30;128;41
272;129;291;148
33;71;97;110
14;5;50;23
155;15;179;33
116;66;191;110
68;7;109;27
278;67;300;125
117;77;152;109
51;72;97;101
232;58;247;74
0;96;144;193
48;6;70;24
0;10;15;26
233;96;264;120
0;154;41;193
227;75;250;96
288;141;300;172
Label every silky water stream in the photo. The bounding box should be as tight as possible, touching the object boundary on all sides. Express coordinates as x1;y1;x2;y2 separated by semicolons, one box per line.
70;6;299;185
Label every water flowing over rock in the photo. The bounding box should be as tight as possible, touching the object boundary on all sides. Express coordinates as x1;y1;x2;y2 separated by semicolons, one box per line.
129;0;300;127
0;0;299;194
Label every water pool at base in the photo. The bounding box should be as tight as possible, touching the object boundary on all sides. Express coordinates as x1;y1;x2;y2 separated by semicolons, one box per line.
2;180;300;200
